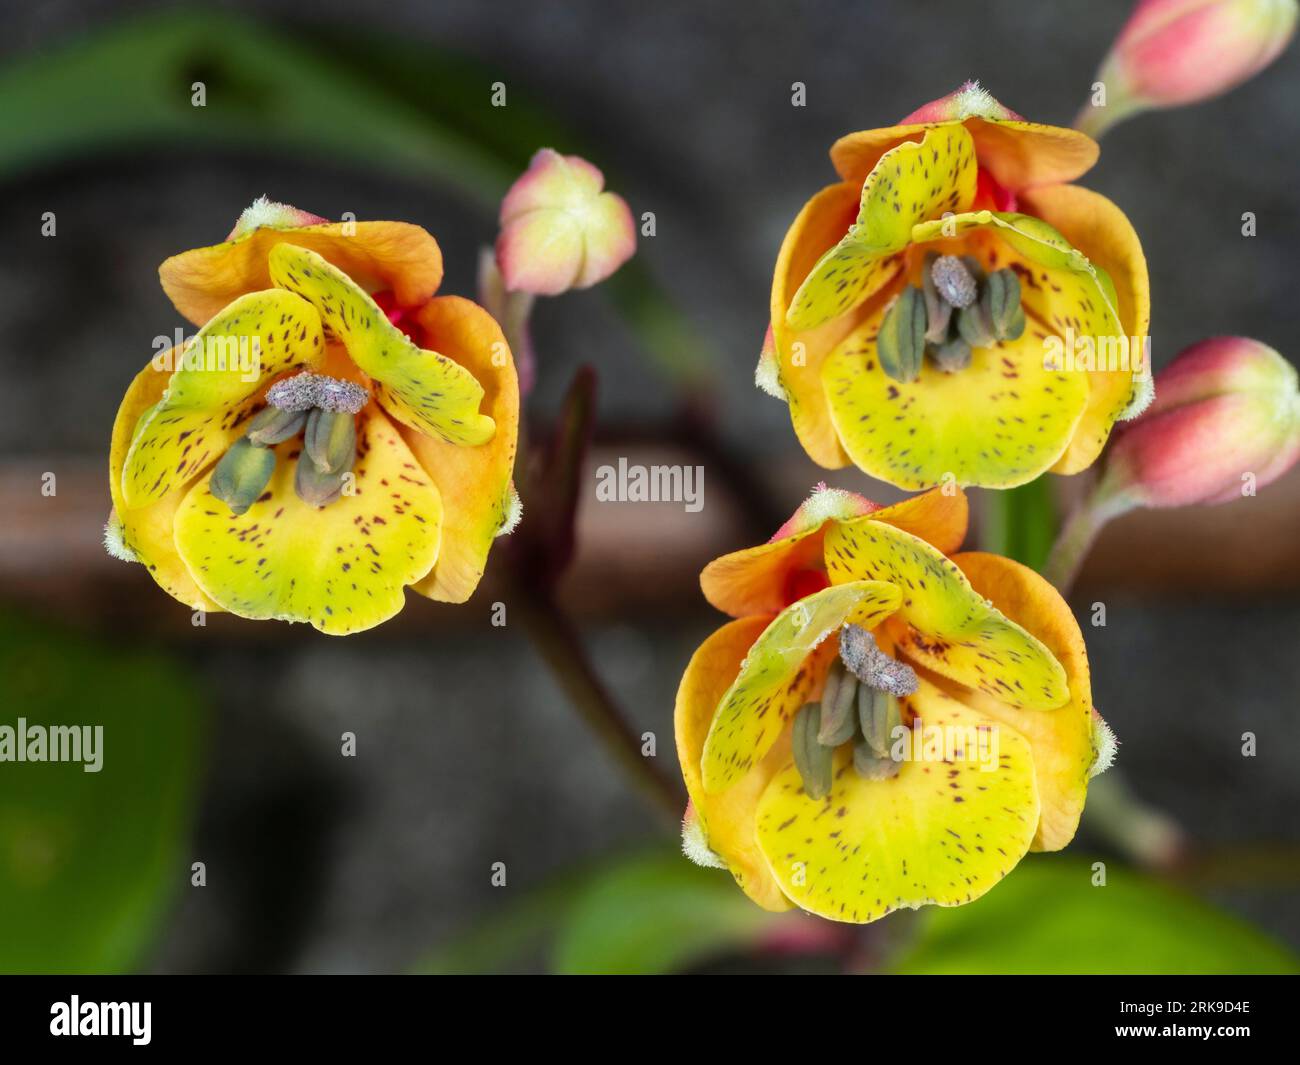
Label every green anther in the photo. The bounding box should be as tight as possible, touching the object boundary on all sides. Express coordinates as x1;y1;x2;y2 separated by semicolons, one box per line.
209;436;276;516
304;409;358;475
246;405;307;446
858;688;902;760
793;704;834;800
817;662;859;747
956;300;996;349
294;451;349;508
983;269;1026;341
931;334;972;373
921;263;953;344
853;737;901;781
877;285;926;383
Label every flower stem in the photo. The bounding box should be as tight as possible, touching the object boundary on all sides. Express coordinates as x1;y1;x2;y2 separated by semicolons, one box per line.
1040;471;1139;594
512;580;683;822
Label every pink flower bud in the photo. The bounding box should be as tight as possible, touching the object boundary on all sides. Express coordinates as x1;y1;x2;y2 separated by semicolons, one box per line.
1106;337;1300;507
1081;0;1297;135
495;148;636;296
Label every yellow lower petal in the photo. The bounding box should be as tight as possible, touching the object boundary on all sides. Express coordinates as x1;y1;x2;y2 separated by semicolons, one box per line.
701;581;901;793
267;245;495;447
122;290;323;508
403;295;520;604
109;359;220;612
825;517;1068;710
676;617;795;912
173;407;441;635
755;680;1039;923
821;307;1089;490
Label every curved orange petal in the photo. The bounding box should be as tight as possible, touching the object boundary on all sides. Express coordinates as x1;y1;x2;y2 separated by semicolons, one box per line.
1019;184;1153;474
160;221;444;327
831;118;1099;193
948;552;1097;852
675;617;794;912
404;295;521;604
769;182;878;467
701;486;879;618
700;485;967;619
108;355;220;612
867;486;970;556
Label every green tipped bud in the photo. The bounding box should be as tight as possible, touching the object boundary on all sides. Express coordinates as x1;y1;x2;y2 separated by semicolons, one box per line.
246;405;307;446
817;662;859;747
931;334;972;373
878;285;926;383
956;300;996;349
295;451;349;507
210;437;276;516
304;409;357;474
984;268;1026;341
793;704;834;800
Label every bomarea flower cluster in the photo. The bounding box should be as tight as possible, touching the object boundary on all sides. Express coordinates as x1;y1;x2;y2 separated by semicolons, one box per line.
681;75;1299;925
107;200;522;634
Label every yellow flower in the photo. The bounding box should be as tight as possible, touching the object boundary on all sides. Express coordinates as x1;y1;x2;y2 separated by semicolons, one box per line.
759;81;1152;490
675;484;1111;921
106;198;519;634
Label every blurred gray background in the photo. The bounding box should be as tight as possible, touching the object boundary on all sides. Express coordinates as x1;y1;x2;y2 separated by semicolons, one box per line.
0;0;1296;971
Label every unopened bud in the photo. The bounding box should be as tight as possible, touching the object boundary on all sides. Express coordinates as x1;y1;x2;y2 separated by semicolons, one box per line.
1079;0;1298;137
496;148;636;296
1106;336;1300;506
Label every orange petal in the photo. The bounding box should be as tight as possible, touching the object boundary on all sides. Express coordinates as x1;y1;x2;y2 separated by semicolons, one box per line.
831;119;1098;194
404;295;521;604
700;485;879;618
947;552;1097;851
769;182;878;467
108;356;220;612
675;617;794;912
1019;184;1153;473
160;221;444;327
868;486;969;556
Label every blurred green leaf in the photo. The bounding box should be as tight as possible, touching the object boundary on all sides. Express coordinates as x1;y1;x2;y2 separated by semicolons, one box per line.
894;855;1300;975
553;850;770;974
418;848;775;974
979;478;1058;571
0;613;206;973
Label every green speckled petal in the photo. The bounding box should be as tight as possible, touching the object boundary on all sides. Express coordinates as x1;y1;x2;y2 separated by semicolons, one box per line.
701;580;901;793
268;244;495;447
173;407;441;635
121;290;324;508
755;680;1039;923
824;517;1068;709
786;126;978;331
